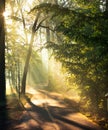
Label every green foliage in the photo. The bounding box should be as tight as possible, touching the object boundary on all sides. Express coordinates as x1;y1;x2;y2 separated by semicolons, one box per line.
44;0;108;118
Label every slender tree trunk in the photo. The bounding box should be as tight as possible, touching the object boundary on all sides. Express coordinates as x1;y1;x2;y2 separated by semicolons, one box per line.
21;32;35;95
46;22;50;86
0;0;6;106
21;11;41;95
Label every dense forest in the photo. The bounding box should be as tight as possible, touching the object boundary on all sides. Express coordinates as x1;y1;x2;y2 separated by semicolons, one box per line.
0;0;108;129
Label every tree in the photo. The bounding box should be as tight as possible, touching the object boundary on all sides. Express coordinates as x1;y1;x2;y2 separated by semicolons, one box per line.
34;1;108;117
5;0;50;95
19;0;58;95
0;0;6;107
20;4;50;94
58;2;108;116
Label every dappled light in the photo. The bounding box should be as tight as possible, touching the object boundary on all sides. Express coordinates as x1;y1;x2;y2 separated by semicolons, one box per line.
0;0;107;130
25;87;66;107
6;80;12;95
15;118;40;130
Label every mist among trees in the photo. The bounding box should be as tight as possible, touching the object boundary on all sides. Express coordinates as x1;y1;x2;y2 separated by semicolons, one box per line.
0;0;108;129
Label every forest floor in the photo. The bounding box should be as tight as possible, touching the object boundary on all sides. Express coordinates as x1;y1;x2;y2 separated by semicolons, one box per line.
0;87;106;130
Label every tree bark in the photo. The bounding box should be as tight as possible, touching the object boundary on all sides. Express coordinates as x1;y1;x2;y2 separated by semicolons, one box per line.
0;0;6;106
21;33;35;95
21;12;41;95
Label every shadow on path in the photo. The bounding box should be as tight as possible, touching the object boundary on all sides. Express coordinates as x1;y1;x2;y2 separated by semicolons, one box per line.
23;95;102;130
1;91;102;130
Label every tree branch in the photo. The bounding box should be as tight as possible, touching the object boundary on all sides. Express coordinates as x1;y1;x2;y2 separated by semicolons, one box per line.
40;25;55;32
35;16;49;31
32;12;41;32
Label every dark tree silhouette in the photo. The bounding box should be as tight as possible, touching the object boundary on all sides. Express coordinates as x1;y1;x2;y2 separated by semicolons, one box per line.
0;0;6;107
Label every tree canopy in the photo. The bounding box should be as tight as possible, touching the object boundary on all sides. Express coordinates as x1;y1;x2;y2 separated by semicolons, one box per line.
32;0;108;116
3;0;108;124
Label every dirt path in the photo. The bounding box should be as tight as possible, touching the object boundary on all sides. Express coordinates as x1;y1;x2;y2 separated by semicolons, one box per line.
1;89;103;130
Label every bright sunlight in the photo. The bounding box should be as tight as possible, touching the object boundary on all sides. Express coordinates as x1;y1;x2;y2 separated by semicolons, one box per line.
3;11;10;17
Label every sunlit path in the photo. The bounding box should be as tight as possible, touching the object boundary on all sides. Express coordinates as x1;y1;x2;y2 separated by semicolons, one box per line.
25;86;65;107
19;86;102;130
3;81;103;130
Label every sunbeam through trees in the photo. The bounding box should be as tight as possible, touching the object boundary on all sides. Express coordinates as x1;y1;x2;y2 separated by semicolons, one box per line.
0;0;108;130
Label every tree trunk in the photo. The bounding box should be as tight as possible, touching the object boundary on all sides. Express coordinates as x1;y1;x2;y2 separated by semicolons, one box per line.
21;33;35;95
0;0;6;107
